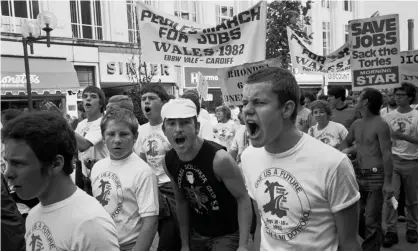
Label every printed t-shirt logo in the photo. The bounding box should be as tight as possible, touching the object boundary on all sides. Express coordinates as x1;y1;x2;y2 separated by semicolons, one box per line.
93;171;124;219
255;168;311;241
389;117;413;148
27;221;57;251
143;133;168;168
178;164;219;214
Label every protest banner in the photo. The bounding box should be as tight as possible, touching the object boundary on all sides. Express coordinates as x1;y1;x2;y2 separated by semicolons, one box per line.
400;50;418;87
349;14;401;91
287;27;351;74
197;71;209;100
137;1;266;68
217;58;282;106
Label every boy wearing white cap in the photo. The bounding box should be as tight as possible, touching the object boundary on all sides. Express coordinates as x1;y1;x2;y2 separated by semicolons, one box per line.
161;98;252;251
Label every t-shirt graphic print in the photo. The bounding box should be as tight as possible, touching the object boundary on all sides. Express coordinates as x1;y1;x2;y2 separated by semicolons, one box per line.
92;172;124;219
179;166;219;214
26;221;57;251
255;168;311;241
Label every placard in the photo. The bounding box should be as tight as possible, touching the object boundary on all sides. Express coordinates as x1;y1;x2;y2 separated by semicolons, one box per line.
217;58;282;106
349;14;401;91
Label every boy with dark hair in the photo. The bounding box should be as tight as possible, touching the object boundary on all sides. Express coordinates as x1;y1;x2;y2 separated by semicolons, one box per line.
134;83;181;251
1;109;23;125
383;83;418;247
303;91;316;109
2;112;119;250
75;86;108;193
241;67;360;251
161;99;252;251
327;86;361;130
91;108;159;251
341;87;394;250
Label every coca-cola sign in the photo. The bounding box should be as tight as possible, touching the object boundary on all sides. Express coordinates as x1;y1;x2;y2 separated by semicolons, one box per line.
1;74;40;88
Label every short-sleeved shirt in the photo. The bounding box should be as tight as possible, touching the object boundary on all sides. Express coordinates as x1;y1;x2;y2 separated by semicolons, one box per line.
308;121;348;148
75;117;108;177
384;109;418;160
331;105;361;130
241;134;360;251
134;122;171;185
295;107;315;133
91;153;159;249
25;188;119;251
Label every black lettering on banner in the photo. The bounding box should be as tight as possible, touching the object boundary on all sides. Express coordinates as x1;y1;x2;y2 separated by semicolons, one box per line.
223;94;244;102
351;18;397;49
197;28;242;45
237;82;243;89
401;54;418;64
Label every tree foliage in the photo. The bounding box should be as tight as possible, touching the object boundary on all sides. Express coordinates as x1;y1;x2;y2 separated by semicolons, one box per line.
266;0;313;69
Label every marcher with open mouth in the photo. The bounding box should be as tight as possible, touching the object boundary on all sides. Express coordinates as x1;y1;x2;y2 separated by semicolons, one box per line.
240;67;361;251
3;112;119;250
74;86;108;195
90;108;159;251
161;98;252;251
133;84;182;251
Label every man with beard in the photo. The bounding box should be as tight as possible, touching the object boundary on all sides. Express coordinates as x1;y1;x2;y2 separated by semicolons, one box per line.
240;67;360;251
380;89;397;117
161;98;252;251
341;88;394;251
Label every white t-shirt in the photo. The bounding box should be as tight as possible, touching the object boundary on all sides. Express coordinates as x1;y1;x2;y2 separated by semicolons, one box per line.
199;108;211;122
230;125;250;156
384;109;418;160
214;120;238;151
198;117;215;141
241;134;360;251
134;122;171;185
380;106;397;117
75;117;108;177
295;107;314;132
90;153;159;250
25;188;119;251
308;121;348;148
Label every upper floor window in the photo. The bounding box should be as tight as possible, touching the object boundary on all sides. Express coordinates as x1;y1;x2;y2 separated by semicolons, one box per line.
70;0;103;40
216;5;234;24
344;0;353;12
344;24;349;42
174;0;196;22
126;0;139;43
1;0;40;19
321;0;330;9
322;21;331;55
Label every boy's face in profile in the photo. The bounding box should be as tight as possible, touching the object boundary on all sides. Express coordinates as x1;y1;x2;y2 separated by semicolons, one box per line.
242;82;284;149
4;139;51;201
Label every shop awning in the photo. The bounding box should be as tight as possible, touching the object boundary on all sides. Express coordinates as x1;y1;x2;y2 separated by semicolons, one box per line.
1;57;81;95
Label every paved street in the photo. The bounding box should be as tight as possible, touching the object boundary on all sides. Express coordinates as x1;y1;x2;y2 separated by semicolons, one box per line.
381;222;416;251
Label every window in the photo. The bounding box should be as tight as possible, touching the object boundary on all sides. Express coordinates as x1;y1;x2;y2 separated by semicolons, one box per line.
1;0;39;19
216;5;234;24
174;0;197;22
322;22;331;55
344;0;353;12
74;66;95;88
344;25;349;42
321;0;330;8
126;0;139;43
70;0;103;40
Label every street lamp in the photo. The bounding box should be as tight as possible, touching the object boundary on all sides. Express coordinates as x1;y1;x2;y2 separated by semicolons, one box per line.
21;11;57;111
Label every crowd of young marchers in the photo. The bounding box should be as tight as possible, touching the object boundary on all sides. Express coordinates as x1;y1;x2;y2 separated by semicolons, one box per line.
1;65;418;251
